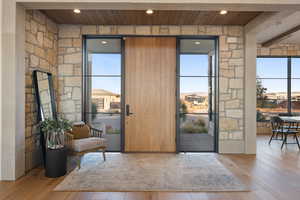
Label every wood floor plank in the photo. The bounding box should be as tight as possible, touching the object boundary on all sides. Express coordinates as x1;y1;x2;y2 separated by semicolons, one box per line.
1;136;300;200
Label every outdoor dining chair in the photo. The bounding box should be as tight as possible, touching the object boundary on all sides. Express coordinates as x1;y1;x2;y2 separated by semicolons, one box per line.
269;116;300;149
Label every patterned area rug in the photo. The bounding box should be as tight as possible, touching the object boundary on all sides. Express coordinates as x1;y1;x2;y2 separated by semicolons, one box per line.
55;153;248;192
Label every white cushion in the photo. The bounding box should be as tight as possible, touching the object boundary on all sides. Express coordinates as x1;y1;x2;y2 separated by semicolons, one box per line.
73;121;85;126
72;137;107;152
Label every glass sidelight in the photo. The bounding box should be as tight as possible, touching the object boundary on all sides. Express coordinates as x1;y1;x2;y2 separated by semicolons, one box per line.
177;38;218;152
84;38;123;151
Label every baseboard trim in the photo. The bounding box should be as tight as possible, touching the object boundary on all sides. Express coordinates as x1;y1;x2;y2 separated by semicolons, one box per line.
219;140;245;154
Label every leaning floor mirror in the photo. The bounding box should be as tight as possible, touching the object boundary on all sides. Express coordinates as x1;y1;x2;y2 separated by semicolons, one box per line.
33;70;57;121
33;70;57;165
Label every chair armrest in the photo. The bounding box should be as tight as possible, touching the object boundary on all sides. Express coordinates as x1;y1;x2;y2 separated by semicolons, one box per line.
65;132;74;149
90;127;103;138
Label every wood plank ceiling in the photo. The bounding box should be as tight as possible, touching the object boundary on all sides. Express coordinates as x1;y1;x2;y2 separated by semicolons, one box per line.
41;10;262;25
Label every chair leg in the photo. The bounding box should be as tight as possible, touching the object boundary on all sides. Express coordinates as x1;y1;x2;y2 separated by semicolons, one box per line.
281;134;287;149
102;148;106;161
269;132;275;144
77;155;82;169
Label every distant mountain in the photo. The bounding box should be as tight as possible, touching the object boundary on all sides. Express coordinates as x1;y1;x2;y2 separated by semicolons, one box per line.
180;92;208;97
265;91;300;96
92;89;120;96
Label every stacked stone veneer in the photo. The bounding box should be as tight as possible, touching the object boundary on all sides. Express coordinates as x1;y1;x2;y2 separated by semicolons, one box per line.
57;26;83;122
257;43;300;56
25;10;58;171
58;25;245;142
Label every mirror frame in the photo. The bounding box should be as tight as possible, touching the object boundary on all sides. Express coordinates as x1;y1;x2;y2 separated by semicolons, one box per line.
33;70;57;167
32;70;57;121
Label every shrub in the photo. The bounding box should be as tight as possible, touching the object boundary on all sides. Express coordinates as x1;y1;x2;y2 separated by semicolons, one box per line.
256;110;265;121
181;120;208;134
194;118;206;127
106;127;120;134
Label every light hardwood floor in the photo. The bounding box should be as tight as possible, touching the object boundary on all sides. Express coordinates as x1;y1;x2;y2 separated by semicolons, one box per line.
1;136;300;200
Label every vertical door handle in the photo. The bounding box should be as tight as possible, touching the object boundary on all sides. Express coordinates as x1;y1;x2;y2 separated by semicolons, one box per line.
126;104;134;116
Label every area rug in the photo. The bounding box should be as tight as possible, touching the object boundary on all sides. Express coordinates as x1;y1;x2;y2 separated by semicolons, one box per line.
55;153;248;192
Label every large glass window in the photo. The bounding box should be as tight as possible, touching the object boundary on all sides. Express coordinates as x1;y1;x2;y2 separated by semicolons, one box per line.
85;38;122;151
178;39;216;152
256;57;300;121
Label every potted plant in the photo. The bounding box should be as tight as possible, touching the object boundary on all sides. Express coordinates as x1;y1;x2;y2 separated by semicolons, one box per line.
40;118;72;178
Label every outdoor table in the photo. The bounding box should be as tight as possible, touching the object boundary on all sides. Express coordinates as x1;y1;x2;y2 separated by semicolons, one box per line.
279;116;300;123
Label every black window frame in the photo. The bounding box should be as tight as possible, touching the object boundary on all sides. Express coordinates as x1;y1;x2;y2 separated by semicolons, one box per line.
82;36;125;152
256;56;300;121
82;35;219;153
176;36;219;153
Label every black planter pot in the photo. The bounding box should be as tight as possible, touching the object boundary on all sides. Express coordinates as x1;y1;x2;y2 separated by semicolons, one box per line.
45;147;67;178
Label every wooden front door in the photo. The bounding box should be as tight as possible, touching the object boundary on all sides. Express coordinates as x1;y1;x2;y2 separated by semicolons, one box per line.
124;37;176;152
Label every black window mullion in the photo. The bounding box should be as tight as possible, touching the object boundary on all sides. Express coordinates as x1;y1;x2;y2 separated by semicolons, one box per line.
288;57;292;114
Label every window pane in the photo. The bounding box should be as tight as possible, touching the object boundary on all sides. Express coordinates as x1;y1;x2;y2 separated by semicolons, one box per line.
85;38;122;152
257;57;287;78
89;113;121;151
91;77;121;113
180;54;209;76
292;58;300;78
89;54;121;75
256;79;287;119
291;79;300;113
86;38;121;75
179;39;215;152
179;114;214;151
180;77;210;113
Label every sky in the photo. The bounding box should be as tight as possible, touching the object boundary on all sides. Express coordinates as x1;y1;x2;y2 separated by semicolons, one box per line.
91;54;121;94
180;55;210;93
257;58;300;93
90;54;300;95
91;54;212;94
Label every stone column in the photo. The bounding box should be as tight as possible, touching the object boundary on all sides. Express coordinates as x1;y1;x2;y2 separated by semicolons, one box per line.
244;30;257;154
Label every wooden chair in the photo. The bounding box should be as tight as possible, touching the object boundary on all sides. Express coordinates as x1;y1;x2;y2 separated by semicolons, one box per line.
269;116;300;149
66;122;107;169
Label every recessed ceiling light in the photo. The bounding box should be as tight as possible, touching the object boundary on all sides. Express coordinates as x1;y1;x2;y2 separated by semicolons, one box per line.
146;9;154;15
73;9;81;14
220;10;228;15
101;40;108;45
195;41;201;45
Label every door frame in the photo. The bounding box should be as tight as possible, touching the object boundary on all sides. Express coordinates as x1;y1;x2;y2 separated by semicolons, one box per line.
176;36;219;153
82;35;125;152
83;35;219;153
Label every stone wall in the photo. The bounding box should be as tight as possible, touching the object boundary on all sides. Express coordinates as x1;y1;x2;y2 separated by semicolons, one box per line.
257;121;272;135
25;10;58;171
257;43;300;56
57;25;82;122
58;25;245;144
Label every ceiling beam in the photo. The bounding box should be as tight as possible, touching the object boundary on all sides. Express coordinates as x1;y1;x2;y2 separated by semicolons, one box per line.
261;25;300;47
245;11;296;34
